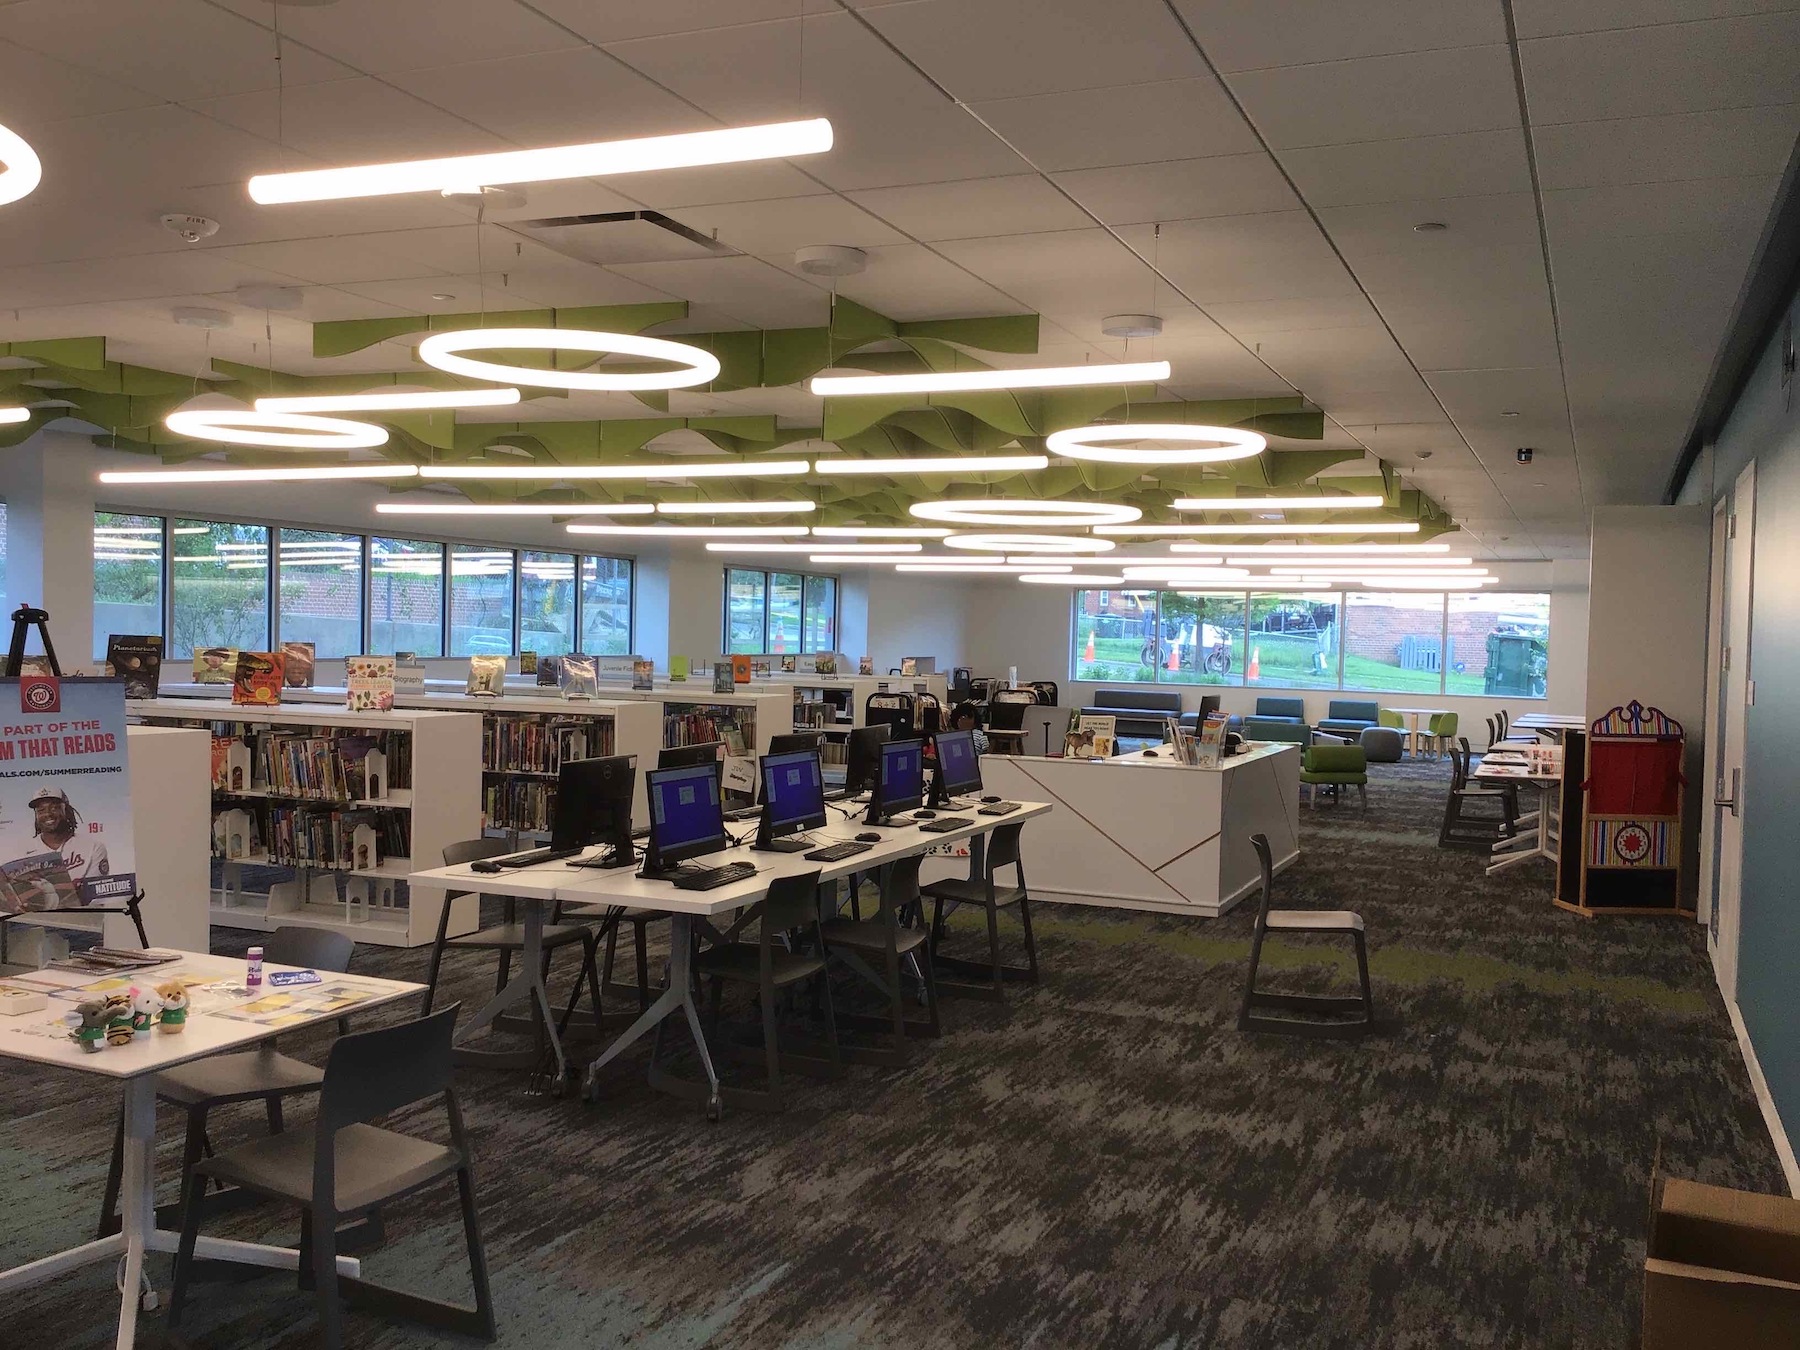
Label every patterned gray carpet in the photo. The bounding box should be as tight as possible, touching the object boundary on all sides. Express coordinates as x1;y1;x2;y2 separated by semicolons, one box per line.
2;757;1784;1348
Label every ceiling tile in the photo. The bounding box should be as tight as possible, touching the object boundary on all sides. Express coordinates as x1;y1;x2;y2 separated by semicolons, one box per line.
1201;295;1384;334
1173;0;1505;72
933;228;1149;314
972;77;1260;172
1533;104;1800;189
1318;193;1541;260
848;176;1093;241
1543;174;1781;244
857;0;1205;100
1520;13;1800;124
208;0;585;76
605;255;831;329
0;250;311;311
1053;154;1298;225
1224;45;1520;148
1511;0;1797;40
1;0;353;103
609;162;827;210
0;36;163;126
668;194;908;254
528;0;837;44
212;234;454;286
1279;129;1532;208
1131;211;1361;305
799;243;1045;322
188;77;510;165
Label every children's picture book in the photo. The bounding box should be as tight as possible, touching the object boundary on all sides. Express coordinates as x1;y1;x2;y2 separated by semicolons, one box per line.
559;654;598;701
670;655;690;682
392;653;425;694
858;655;874;676
780;654;796;673
280;641;316;688
104;634;163;699
232;651;284;706
632;659;654;691
536;655;561;688
519;650;538;676
900;657;918;677
731;654;753;685
752;658;772;680
713;661;735;694
814;653;839;676
467;654;506;697
192;646;237;685
344;655;396;712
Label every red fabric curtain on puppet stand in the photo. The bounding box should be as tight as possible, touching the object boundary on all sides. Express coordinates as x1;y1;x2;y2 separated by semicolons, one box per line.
1563;701;1690;917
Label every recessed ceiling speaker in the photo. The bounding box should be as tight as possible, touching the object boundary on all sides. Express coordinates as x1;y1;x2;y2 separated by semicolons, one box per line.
795;245;867;277
1101;314;1162;338
235;283;304;311
160;213;219;244
172;306;232;330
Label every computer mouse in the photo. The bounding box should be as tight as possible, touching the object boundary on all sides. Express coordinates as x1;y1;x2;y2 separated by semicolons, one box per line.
981;795;1002;804
1143;748;1160;758
915;809;936;819
470;860;502;874
856;832;882;843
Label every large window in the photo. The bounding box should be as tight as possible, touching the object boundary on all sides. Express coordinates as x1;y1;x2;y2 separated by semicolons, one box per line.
724;567;838;654
1072;588;1551;699
519;551;575;657
170;519;269;658
370;537;444;656
449;545;514;656
277;529;362;658
92;512;164;658
581;556;632;655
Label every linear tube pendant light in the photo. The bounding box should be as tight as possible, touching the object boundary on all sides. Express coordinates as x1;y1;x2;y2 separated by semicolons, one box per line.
565;524;808;538
248;118;834;204
655;500;814;515
256;388;521;414
1191;542;1451;554
910;499;1141;527
811;527;951;539
812;454;1050;474
1097;522;1421;537
704;542;920;554
1172;494;1386;511
810;362;1168;397
374;502;655;517
98;464;420;485
0;406;30;424
943;533;1115;553
420;460;810;481
1019;573;1129;585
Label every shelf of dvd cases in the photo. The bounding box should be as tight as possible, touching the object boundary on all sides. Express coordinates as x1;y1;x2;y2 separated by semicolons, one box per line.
126;699;480;947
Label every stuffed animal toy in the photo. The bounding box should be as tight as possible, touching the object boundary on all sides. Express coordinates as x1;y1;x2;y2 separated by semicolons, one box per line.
130;986;163;1034
103;992;137;1047
156;981;189;1033
64;998;111;1053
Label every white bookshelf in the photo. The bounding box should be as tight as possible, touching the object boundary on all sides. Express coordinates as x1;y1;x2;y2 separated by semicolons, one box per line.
125;699;481;948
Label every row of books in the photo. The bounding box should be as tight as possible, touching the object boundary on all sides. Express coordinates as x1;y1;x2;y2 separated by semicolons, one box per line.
207;729;412;801
482;779;560;834
481;715;614;775
662;708;753;756
213;805;408;872
794;698;838;730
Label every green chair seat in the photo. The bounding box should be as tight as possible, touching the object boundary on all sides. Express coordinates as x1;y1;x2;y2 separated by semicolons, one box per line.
1300;743;1368;809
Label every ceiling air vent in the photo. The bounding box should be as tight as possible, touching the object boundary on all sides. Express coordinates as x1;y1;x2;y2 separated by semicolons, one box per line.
514;210;741;266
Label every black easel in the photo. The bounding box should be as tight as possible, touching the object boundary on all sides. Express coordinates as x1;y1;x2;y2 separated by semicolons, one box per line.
4;603;60;677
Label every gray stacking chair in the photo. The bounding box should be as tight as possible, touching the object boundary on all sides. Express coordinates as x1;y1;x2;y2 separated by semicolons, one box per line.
1237;834;1373;1039
922;820;1039;1000
821;852;940;1065
168;1005;496;1350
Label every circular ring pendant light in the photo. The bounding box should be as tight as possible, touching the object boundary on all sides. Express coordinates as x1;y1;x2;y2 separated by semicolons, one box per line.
943;532;1116;553
0;123;43;207
1046;423;1266;465
164;408;390;450
908;499;1142;528
418;327;721;391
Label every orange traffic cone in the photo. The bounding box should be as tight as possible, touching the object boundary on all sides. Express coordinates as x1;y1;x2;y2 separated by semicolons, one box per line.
1248;645;1261;681
1167;640;1180;672
1085;630;1095;662
773;631;785;653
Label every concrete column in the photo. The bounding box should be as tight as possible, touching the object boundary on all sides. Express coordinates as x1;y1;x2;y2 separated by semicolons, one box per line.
0;431;96;670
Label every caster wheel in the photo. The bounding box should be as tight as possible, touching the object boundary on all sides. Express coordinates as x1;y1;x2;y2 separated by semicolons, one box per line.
141;1289;161;1313
705;1094;723;1123
548;1072;567;1099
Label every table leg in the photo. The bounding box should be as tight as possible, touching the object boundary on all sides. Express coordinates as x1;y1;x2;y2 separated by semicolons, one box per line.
582;915;720;1108
453;903;566;1081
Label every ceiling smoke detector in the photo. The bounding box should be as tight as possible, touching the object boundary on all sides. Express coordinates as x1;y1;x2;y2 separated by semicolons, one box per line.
161;213;219;244
795;245;866;277
1102;314;1162;339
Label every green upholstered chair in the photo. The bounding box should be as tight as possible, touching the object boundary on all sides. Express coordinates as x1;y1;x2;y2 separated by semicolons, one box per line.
1377;708;1405;730
1300;742;1368;809
1242;717;1310;744
1423;711;1459;759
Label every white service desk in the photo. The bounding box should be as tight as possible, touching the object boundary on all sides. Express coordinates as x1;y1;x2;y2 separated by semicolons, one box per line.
929;742;1301;918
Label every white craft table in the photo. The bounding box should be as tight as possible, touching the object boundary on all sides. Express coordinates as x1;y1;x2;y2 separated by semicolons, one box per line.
0;952;422;1350
1474;752;1563;874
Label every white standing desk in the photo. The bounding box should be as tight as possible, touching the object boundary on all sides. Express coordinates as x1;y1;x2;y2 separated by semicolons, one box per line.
1474;755;1563;874
927;743;1301;918
0;952;422;1350
410;801;1052;1114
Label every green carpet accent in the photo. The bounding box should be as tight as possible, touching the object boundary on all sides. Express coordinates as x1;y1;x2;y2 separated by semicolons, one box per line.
0;756;1781;1347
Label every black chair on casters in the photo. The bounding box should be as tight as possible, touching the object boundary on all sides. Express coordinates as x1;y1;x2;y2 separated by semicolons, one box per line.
1238;834;1373;1039
821;852;940;1065
921;820;1039;1001
169;1006;496;1350
98;925;361;1239
687;870;843;1114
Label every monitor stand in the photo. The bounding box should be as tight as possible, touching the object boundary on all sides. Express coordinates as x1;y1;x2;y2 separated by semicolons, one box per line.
638;861;698;883
754;837;813;854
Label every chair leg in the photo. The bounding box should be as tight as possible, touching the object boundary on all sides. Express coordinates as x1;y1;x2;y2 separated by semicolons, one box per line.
918;936;942;1038
1359;783;1368;812
265;1094;285;1136
1018;894;1040;985
422;891;456;1017
166;1164;210;1328
759;978;784;1107
456;1166;498;1340
1354;930;1373;1022
1237;925;1269;1031
96;1107;125;1239
311;1205;345;1350
634;922;650;1011
984;901;1004;995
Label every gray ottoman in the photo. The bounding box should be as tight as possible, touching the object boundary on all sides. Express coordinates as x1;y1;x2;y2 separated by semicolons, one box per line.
1359;726;1404;763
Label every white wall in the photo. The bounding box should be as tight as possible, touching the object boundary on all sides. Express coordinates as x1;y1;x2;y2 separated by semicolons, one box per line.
861;570;968;675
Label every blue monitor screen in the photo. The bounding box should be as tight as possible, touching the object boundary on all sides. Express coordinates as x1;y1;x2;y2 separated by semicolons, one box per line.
875;739;924;814
762;750;825;833
935;730;981;795
647;763;726;862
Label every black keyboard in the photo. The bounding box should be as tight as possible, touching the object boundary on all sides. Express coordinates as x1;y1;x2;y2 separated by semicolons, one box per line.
918;817;972;833
671;860;758;891
804;840;874;862
977;802;1021;817
495;846;580;868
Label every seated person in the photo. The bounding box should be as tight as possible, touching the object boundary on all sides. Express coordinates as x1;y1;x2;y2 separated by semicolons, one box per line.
948;700;989;755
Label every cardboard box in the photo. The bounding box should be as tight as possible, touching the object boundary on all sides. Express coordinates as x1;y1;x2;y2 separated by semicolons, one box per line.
1644;1177;1800;1347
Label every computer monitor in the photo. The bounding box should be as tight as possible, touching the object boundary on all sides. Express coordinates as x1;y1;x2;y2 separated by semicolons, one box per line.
657;740;724;770
867;738;925;826
767;730;825;755
642;762;729;878
930;730;981;805
843;723;892;795
552;754;638;867
756;750;826;850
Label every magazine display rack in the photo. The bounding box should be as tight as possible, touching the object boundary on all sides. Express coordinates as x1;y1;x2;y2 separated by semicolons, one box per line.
126;699;480;946
1562;700;1690;918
